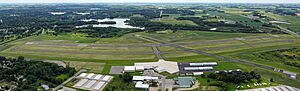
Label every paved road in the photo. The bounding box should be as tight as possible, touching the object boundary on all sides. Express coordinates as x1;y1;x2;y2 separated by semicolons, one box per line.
152;46;163;60
136;35;297;78
52;69;87;91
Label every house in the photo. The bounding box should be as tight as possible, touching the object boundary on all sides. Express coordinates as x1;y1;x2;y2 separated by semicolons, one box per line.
174;77;196;88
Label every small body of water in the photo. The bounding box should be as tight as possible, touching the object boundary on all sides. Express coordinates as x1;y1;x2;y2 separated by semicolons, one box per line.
76;18;144;29
270;21;290;24
50;12;66;15
75;12;90;15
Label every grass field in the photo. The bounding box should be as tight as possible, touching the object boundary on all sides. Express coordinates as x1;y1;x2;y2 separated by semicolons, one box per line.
151;14;198;26
206;11;264;28
1;30;300;88
258;10;300;32
0;33;156;61
66;61;105;73
138;30;265;43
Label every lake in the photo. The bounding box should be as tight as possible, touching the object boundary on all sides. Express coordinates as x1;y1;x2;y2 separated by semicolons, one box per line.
76;18;144;29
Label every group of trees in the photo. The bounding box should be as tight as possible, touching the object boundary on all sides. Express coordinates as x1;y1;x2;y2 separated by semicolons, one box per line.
127;17;209;31
266;8;299;16
105;73;136;91
285;62;300;68
207;71;261;84
0;56;76;90
0;4;199;40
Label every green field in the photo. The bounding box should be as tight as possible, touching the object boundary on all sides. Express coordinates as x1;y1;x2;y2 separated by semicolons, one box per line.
138;30;265;43
1;30;300;89
258;10;300;32
206;11;264;28
151;14;198;26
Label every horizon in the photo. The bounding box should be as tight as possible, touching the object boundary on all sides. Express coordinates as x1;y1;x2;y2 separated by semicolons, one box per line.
1;0;300;4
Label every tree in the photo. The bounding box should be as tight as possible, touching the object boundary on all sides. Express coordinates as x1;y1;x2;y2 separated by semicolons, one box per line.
122;73;132;83
17;56;25;61
270;78;274;82
207;79;211;83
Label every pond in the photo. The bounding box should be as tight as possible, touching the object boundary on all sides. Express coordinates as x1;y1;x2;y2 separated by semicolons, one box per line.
76;18;144;29
50;12;66;15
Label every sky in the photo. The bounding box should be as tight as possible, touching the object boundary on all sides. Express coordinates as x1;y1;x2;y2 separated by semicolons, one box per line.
0;0;300;3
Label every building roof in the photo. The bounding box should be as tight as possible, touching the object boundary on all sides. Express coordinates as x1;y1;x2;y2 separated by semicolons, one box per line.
102;75;111;81
184;67;213;71
93;81;105;90
86;73;95;79
135;81;149;89
93;74;103;80
174;77;195;88
189;62;217;66
84;80;96;88
193;72;203;75
124;66;135;71
135;66;144;70
135;59;179;74
78;73;88;78
154;67;166;73
74;79;88;87
133;76;159;81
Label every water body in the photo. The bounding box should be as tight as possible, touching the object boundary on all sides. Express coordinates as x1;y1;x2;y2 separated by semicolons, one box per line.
50;12;66;15
76;18;144;29
75;12;90;15
270;21;291;24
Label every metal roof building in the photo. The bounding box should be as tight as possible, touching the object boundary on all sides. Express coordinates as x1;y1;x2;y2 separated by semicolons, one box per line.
93;81;106;90
84;80;96;88
124;66;135;72
189;62;217;66
135;66;145;71
86;73;95;79
74;79;88;87
132;76;159;81
102;75;112;82
184;67;213;71
93;74;103;80
135;81;149;89
78;73;87;78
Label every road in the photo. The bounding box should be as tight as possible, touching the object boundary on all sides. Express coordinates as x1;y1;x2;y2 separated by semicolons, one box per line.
52;69;87;91
136;35;297;79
